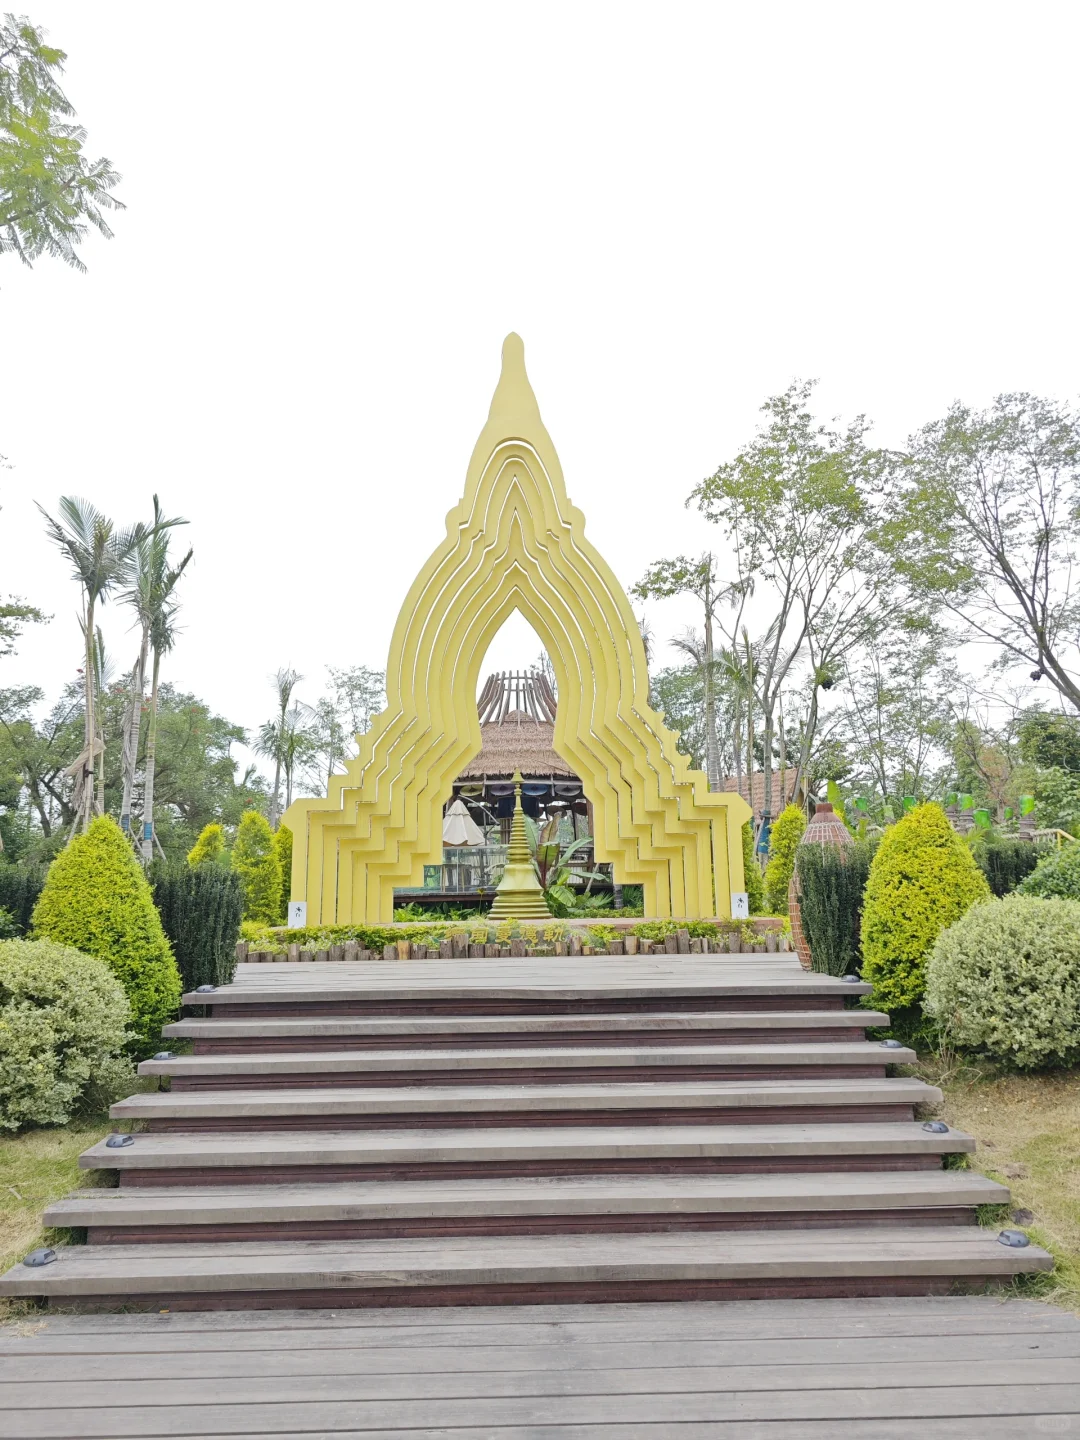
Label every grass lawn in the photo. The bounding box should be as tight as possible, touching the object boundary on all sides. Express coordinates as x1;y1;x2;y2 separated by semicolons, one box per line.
931;1063;1080;1311
0;1113;118;1319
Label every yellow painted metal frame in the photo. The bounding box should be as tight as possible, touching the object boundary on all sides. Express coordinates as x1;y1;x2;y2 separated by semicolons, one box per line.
284;335;751;922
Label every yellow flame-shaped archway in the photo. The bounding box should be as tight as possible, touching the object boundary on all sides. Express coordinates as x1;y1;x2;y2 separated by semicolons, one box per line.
284;336;751;922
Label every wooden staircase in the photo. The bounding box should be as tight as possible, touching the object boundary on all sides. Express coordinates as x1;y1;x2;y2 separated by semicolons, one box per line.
0;954;1052;1310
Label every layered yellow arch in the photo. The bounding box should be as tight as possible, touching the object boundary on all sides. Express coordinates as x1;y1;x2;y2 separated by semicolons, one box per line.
283;335;751;923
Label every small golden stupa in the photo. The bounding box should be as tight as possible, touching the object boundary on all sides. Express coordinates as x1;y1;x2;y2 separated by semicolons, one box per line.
488;770;552;920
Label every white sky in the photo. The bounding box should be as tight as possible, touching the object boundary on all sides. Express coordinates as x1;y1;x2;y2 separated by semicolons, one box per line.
2;1;1078;785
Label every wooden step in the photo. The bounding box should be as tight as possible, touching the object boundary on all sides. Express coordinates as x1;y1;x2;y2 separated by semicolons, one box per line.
140;1040;912;1091
188;958;873;1017
165;1008;889;1053
46;1171;1009;1242
112;1076;941;1131
78;1122;973;1186
0;1227;1052;1310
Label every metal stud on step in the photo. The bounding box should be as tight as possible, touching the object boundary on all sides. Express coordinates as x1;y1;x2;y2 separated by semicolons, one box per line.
922;1120;949;1133
105;1133;135;1148
998;1229;1031;1248
841;974;861;983
152;1051;175;1060
879;1039;904;1048
22;1249;56;1267
195;985;216;993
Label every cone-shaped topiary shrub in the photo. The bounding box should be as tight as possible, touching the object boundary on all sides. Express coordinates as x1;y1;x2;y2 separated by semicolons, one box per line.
31;816;182;1056
1017;841;1080;900
0;937;133;1128
763;804;806;915
925;894;1080;1068
860;802;990;1011
741;821;764;915
273;824;293;924
151;862;245;991
187;822;227;868
232;811;282;924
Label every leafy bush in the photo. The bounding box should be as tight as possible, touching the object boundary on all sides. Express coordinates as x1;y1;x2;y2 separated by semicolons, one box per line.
742;821;764;915
925;895;1080;1068
0;937;132;1130
763;804;806;915
232;811;282;924
273;824;293;922
969;832;1040;896
0;865;47;935
187;822;227;868
796;840;875;976
0;907;19;940
152;862;245;991
1018;842;1080;901
860;803;990;1011
31;816;182;1055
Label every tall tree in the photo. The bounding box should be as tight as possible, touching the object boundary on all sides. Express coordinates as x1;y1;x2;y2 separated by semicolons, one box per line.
691;382;892;823
882;393;1080;712
0;13;122;269
632;554;742;791
36;498;144;831
259;668;300;826
119;498;188;841
139;527;193;861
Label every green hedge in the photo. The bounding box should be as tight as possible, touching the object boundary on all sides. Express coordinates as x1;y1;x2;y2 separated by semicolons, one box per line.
0;866;47;936
152;862;245;992
0;937;133;1130
795;841;875;976
925;895;1080;1069
31;817;182;1056
970;833;1040;897
1017;842;1080;900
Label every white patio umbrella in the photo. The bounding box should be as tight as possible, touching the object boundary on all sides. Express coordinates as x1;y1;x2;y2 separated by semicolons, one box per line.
442;798;485;847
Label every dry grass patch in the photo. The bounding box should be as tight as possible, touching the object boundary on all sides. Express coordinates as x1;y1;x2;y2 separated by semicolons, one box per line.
929;1063;1080;1311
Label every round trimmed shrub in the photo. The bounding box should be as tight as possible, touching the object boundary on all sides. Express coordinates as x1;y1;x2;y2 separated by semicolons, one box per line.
0;938;132;1130
187;822;227;868
925;895;1080;1068
1017;842;1080;901
861;802;990;1011
763;804;805;915
31;816;182;1056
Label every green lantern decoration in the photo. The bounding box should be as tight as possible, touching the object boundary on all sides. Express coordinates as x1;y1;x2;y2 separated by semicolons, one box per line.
974;808;991;829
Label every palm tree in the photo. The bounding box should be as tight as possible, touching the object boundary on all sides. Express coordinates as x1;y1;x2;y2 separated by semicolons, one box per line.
119;498;188;840
37;498;144;831
259;668;301;827
138;525;193;861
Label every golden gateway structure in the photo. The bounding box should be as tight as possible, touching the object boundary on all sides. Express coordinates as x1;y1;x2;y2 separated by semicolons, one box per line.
283;336;751;923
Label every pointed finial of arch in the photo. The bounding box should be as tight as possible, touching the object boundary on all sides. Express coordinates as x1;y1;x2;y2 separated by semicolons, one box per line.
486;333;544;434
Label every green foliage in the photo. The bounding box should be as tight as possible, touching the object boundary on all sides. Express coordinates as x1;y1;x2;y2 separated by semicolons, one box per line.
0;937;131;1130
1018;711;1080;773
1018;843;1080;901
860;803;990;1011
0;15;124;270
186;822;226;867
742;821;764;914
969;832;1040;897
0;865;46;935
231;811;282;924
796;840;875;977
763;804;805;914
30;816;181;1055
151;862;244;992
0;907;18;940
925;895;1080;1069
273;825;293;922
1031;767;1080;837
